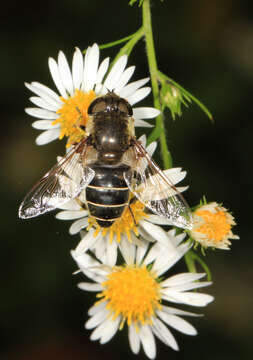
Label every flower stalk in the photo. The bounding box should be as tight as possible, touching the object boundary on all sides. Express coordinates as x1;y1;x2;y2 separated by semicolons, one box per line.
142;0;173;169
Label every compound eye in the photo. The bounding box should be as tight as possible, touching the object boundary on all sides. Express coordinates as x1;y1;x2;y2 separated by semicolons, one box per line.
118;99;133;116
88;98;107;115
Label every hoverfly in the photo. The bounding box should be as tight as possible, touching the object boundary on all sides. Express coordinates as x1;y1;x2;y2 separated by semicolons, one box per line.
19;92;193;230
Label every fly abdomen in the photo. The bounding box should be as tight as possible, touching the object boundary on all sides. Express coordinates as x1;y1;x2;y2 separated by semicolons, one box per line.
86;163;130;227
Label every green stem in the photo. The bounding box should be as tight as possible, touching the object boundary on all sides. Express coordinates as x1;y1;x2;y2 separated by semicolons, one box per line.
82;33;138;54
111;27;144;67
142;0;172;169
98;33;139;50
184;250;197;273
185;250;212;281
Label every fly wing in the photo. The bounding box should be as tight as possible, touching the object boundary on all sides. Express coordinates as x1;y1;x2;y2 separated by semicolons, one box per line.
123;140;193;230
19;138;95;219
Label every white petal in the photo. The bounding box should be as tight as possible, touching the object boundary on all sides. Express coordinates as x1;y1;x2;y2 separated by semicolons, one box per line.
25;108;59;120
100;316;121;344
135;238;149;265
157;311;197;335
139;325;156;360
90;317;116;341
48;57;68;98
71;249;101;271
85;308;108;329
163;281;212;293
146;142;157;157
55;210;88;220
57;199;82;210
130;232;146;247
69;218;88;235
80;268;106;286
138;134;147;147
128;325;140;354
88;301;107;316
80;45;90;90
161;273;206;287
78;282;102;292
72;47;84;90
96;57;110;85
152;246;189;278
162;290;214;307
168;230;186;246
104;55;128;91
105;239;118;267
177;186;188;195
35;128;60;145
133;107;160;119
152;318;179;351
114;66;135;93
127;87;151;106
161;305;200;317
152;242;192;277
139;221;170;245
32;120;60;130
94;83;103;94
137;226;157;245
99;83;110;95
29;96;59;112
75;229;97;253
146;215;173;226
143;242;168;268
163;168;187;185
134;119;154;128
26;82;62;106
83;43;99;91
82;263;111;281
58;51;74;95
92;236;107;263
81;46;90;91
119;78;150;99
119;237;136;265
78;190;86;204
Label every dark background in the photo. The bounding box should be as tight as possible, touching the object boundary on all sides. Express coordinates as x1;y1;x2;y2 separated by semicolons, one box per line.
1;1;252;359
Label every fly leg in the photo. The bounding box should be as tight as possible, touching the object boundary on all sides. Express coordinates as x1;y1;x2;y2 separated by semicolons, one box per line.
128;203;137;226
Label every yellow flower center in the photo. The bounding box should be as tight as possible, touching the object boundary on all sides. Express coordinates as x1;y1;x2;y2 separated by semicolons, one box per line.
97;265;161;329
52;89;96;147
88;201;148;243
194;209;231;243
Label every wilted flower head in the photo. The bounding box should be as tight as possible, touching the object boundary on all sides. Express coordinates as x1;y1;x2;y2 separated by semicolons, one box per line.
190;202;239;250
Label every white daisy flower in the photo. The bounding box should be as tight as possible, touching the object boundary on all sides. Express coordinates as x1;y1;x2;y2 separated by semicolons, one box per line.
190;202;239;250
55;136;189;264
71;234;214;359
25;44;160;147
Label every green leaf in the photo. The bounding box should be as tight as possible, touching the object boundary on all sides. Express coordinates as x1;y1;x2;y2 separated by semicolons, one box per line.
109;27;144;69
82;33;138;54
129;0;144;6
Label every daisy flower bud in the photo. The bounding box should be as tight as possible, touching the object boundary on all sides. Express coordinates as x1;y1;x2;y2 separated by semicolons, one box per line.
190;202;239;250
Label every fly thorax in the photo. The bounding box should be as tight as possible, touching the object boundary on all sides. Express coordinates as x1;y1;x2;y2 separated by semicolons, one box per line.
93;113;130;164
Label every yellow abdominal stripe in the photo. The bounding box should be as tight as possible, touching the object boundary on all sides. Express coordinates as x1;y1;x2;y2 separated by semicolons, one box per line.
88;201;148;243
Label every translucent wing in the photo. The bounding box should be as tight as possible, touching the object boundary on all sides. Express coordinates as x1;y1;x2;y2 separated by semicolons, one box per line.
123;139;193;230
19;138;95;219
